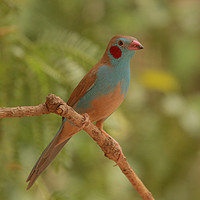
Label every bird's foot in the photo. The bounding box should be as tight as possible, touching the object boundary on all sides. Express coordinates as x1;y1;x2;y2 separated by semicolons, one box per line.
101;129;123;163
80;113;90;129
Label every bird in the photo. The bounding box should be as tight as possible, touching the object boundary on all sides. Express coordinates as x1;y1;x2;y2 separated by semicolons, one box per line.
26;35;143;189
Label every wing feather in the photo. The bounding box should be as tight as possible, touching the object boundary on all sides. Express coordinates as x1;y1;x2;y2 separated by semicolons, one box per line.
67;67;98;107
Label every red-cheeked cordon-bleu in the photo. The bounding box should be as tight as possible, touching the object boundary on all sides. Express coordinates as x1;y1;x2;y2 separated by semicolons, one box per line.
26;35;144;189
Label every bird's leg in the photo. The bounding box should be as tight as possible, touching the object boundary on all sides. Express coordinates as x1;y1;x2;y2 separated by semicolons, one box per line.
96;119;123;163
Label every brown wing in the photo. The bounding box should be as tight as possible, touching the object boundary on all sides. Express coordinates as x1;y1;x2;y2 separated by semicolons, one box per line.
67;66;98;107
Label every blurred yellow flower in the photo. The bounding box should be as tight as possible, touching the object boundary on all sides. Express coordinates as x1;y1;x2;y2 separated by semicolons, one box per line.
139;69;179;92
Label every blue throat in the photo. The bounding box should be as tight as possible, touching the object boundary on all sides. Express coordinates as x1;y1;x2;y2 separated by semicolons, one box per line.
75;47;135;111
99;48;135;95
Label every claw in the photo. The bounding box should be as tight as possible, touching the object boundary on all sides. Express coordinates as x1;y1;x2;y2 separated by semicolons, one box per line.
81;113;90;129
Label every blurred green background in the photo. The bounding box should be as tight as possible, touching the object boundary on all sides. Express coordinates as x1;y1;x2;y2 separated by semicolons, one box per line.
0;0;200;199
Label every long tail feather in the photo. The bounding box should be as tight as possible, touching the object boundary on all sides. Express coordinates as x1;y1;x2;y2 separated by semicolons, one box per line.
26;125;71;190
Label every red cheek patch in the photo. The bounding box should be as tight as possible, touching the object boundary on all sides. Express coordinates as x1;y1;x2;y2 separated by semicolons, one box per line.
109;46;122;59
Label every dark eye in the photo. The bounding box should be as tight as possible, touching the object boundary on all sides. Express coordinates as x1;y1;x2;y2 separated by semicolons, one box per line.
118;40;124;46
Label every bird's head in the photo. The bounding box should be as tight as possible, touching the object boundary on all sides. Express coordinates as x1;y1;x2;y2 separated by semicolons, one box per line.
103;35;143;66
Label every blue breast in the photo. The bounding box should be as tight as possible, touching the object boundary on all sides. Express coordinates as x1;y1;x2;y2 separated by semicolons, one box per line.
75;63;132;112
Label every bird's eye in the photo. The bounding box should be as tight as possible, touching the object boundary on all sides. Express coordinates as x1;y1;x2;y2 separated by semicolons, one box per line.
118;40;124;46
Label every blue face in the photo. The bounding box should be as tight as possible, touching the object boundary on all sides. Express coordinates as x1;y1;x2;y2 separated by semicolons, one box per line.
107;38;136;66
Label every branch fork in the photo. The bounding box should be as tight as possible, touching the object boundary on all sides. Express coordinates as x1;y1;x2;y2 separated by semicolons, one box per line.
0;94;154;200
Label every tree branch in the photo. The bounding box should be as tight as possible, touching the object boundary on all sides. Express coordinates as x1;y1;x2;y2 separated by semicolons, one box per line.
0;94;154;200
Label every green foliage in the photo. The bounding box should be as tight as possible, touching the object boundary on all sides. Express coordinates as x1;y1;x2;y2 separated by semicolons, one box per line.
0;0;200;199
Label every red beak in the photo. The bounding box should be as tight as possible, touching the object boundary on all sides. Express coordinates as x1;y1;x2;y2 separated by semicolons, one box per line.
128;40;144;50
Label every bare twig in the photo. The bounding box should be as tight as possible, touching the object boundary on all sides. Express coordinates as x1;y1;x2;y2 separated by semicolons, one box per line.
0;94;154;200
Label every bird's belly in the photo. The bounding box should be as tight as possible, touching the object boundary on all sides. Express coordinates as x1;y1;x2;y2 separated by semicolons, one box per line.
75;83;125;122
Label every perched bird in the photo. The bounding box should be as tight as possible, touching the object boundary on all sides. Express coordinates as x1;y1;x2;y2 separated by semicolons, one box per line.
26;35;143;189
